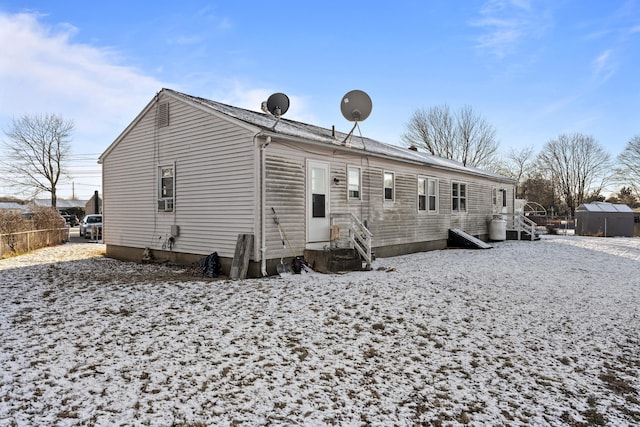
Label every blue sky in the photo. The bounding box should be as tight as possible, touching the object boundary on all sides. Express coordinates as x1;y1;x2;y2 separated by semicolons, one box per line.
1;0;639;199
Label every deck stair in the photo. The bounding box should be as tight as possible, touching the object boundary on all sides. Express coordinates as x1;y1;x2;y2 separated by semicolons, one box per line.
305;213;373;273
505;214;541;241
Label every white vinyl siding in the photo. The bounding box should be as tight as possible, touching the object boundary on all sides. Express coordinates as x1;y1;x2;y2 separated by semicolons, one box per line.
102;93;258;258
102;90;516;266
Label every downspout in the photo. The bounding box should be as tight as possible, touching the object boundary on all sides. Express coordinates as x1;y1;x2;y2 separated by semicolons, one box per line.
259;135;271;276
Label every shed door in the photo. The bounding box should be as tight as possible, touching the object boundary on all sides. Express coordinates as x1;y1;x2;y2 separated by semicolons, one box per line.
307;160;330;243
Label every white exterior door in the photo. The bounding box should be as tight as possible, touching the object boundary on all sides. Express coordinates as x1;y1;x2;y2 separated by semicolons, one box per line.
493;188;508;214
307;160;330;243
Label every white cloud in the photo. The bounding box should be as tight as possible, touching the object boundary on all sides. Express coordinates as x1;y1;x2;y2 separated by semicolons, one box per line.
592;49;617;82
0;12;166;146
206;80;315;125
0;11;169;198
471;0;550;58
0;11;315;199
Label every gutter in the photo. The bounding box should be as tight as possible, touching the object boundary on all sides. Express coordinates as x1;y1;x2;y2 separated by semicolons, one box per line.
256;134;271;276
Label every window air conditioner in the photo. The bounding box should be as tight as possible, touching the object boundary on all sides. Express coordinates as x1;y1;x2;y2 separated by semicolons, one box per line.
158;199;174;212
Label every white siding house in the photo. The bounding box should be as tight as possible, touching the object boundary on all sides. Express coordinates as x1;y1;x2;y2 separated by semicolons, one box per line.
99;89;516;276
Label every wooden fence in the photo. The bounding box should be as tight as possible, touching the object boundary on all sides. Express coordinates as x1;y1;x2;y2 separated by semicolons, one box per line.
0;228;70;258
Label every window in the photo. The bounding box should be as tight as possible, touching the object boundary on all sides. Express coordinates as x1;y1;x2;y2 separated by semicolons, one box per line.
428;178;438;212
348;166;361;200
419;176;439;212
384;171;394;201
418;177;426;211
452;182;466;212
158;165;175;212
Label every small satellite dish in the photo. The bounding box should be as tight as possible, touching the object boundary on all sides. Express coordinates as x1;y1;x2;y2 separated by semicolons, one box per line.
266;93;290;118
340;90;372;122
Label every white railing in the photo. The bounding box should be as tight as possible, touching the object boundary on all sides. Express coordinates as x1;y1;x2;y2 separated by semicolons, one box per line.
329;213;373;269
504;213;538;240
349;213;372;269
0;228;69;258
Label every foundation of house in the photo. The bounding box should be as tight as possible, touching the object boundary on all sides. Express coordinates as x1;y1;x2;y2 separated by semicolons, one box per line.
303;248;364;274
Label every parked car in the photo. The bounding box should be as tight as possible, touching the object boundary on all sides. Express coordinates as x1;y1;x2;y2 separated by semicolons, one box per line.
61;214;73;227
79;214;102;238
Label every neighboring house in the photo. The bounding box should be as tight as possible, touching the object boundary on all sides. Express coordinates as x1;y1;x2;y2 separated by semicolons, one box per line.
31;199;88;212
99;88;516;277
85;191;102;215
634;209;640;237
0;202;25;214
575;202;634;237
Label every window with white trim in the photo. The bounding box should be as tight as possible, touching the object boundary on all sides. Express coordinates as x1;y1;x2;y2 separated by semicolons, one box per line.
428;178;438;212
452;181;466;212
158;165;175;212
384;171;394;201
347;166;361;200
418;176;439;212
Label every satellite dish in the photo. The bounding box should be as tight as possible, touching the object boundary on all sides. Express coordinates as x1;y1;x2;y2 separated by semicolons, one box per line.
266;93;290;118
340;90;372;122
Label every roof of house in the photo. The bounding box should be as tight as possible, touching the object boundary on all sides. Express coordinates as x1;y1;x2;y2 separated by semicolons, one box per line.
32;199;89;209
576;202;634;213
102;88;513;183
0;202;25;211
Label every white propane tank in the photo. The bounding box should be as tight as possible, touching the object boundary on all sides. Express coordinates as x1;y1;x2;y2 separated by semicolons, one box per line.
489;215;507;241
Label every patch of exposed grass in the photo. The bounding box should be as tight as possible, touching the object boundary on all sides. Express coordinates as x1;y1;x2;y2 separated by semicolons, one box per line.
599;370;636;395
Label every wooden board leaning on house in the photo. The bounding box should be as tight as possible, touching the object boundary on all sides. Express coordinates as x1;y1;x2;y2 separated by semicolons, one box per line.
230;233;254;280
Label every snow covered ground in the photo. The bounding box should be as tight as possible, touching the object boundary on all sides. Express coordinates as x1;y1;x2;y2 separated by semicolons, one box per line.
1;235;639;426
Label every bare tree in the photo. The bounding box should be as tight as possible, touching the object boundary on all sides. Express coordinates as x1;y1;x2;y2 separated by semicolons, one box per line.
537;133;612;216
494;145;536;198
1;114;73;207
402;106;457;158
401;104;499;168
455;105;499;168
616;135;640;200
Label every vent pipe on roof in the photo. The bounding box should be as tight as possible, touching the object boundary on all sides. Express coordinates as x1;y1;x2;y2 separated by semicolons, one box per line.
408;145;418;151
